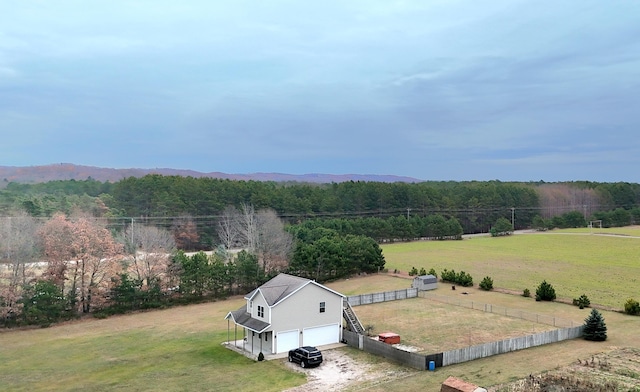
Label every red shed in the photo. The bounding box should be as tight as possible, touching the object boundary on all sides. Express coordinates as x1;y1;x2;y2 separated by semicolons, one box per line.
378;332;400;345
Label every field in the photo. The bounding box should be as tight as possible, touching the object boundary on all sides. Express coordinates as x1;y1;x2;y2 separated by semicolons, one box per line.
353;296;558;353
382;228;640;309
1;229;639;391
0;299;307;392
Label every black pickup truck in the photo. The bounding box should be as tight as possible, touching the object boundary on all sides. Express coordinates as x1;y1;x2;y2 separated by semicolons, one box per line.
288;346;323;368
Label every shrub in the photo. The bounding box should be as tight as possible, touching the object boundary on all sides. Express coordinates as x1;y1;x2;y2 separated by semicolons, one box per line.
624;298;640;315
409;267;418;276
535;280;556;301
479;276;494;291
456;271;473;287
441;269;473;286
522;288;531;298
490;217;513;237
583;308;607;341
419;267;427;276
427;268;437;278
440;269;456;283
572;294;591;309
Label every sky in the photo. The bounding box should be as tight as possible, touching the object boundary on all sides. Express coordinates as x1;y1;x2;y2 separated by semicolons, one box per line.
1;1;639;182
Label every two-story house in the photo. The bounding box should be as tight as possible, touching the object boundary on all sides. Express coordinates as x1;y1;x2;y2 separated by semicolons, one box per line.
225;273;345;355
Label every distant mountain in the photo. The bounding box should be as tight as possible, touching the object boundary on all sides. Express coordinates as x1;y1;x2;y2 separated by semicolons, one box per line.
0;164;422;185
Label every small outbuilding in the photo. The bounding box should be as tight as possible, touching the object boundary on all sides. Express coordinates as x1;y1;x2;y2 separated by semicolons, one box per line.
412;274;438;291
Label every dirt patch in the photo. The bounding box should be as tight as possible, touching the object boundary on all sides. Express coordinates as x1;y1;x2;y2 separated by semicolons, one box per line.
283;349;375;392
282;348;416;392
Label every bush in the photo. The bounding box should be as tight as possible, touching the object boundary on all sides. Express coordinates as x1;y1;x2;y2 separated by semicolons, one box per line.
409;267;418;276
456;271;473;287
479;276;494;291
440;269;456;283
490;217;513;237
419;267;427;276
427;268;437;278
583;308;607;341
535;280;556;301
624;298;640;315
440;269;473;287
522;288;531;298
572;294;591;309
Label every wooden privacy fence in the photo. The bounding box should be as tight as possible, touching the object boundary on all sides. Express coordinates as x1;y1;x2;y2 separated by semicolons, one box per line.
347;288;418;306
342;291;585;369
441;326;584;366
343;325;584;370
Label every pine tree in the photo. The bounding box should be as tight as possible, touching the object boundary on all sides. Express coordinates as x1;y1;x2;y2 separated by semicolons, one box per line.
535;280;556;301
583;308;607;341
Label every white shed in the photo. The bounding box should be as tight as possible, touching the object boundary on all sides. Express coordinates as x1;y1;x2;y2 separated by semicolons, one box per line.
412;274;437;291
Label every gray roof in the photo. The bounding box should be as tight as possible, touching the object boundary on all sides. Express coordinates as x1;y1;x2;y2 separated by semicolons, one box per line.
225;306;271;333
415;274;437;284
245;273;344;307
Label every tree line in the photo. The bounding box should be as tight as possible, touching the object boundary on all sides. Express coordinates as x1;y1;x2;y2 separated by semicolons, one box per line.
0;203;386;327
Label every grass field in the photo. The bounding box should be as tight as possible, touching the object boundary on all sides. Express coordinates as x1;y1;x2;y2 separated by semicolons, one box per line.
354;296;558;353
340;277;640;391
1;275;638;391
381;229;640;309
0;299;306;392
1;229;639;391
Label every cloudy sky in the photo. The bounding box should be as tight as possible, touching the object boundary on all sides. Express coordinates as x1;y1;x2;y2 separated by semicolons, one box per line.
1;1;639;182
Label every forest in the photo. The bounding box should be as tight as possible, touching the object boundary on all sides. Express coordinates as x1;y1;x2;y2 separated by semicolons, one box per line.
2;176;640;242
1;176;639;327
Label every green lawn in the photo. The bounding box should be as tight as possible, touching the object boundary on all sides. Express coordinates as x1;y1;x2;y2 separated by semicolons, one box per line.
2;230;640;391
0;300;306;392
381;230;640;309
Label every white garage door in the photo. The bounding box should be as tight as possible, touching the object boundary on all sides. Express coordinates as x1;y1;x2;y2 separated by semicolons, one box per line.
303;324;340;347
276;330;299;354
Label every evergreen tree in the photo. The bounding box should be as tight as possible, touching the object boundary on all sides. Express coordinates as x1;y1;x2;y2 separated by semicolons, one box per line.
583;308;607;341
535;280;556;301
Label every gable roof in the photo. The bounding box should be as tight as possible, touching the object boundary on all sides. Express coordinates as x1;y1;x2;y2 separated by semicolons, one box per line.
415;274;437;284
225;306;271;333
246;273;344;307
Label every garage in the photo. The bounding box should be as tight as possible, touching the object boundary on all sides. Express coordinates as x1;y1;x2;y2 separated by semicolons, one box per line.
303;324;340;347
276;329;299;354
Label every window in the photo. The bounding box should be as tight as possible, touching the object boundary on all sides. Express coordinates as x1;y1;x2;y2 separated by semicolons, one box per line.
257;305;264;318
319;302;325;313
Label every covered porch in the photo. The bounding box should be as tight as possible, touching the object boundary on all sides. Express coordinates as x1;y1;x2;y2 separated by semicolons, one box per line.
225;306;273;358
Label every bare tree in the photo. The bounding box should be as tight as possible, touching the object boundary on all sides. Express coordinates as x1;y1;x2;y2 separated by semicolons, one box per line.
255;209;293;273
239;203;258;254
125;224;175;288
0;211;40;319
217;206;241;255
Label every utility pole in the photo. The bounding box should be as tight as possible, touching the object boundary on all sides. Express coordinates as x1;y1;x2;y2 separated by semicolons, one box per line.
406;208;411;220
511;207;515;230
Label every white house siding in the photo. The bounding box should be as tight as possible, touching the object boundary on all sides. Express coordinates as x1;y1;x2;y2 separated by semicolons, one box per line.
250;292;271;324
271;283;343;348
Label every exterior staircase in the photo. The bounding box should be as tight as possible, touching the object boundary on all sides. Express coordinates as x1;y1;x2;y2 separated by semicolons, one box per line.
343;300;365;334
